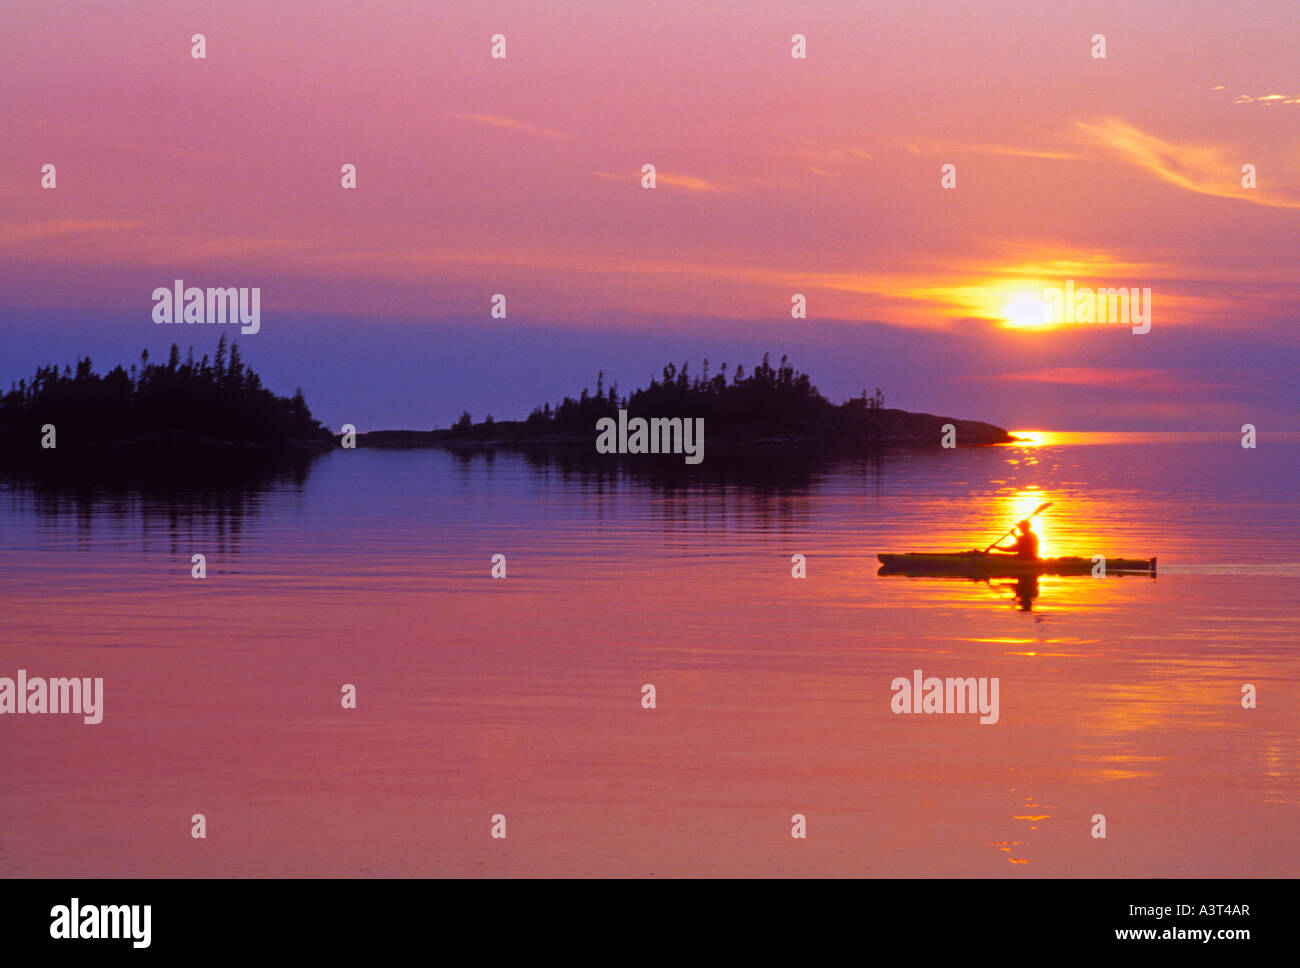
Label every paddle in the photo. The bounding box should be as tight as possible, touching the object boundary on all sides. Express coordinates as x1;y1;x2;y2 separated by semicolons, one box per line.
983;501;1053;554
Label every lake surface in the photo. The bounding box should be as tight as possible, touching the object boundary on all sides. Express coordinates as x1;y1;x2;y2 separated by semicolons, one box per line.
1;432;1297;876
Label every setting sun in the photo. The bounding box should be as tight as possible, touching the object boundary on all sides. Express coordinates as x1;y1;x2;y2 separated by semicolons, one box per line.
956;280;1063;330
1002;293;1051;329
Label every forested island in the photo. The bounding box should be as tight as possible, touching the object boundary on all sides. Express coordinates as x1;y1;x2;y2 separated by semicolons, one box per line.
0;336;332;463
360;354;1013;452
2;349;1013;474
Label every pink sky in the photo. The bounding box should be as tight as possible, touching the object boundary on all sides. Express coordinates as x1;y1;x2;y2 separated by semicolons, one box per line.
1;0;1297;428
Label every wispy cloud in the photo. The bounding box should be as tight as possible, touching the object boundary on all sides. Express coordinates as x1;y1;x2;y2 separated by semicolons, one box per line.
1232;92;1300;105
0;219;149;246
789;142;873;167
1075;117;1300;209
657;172;733;192
991;368;1223;394
590;170;735;193
449;114;563;139
897;139;1084;161
0;221;308;265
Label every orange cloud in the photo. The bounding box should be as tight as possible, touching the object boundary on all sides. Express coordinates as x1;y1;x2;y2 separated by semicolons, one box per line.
896;139;1084;161
0;219;149;245
590;170;734;192
1075;118;1300;209
991;368;1227;395
449;114;563;139
1231;92;1300;105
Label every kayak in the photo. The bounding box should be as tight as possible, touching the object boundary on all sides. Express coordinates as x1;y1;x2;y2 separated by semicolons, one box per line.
877;551;1156;577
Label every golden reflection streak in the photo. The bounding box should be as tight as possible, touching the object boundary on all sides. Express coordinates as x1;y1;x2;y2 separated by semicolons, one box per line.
1006;430;1098;447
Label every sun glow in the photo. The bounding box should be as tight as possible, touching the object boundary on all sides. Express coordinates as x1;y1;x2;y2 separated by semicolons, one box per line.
954;280;1063;330
1001;292;1052;328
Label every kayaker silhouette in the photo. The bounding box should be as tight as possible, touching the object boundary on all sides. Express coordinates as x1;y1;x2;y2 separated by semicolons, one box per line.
990;519;1040;559
978;500;1051;559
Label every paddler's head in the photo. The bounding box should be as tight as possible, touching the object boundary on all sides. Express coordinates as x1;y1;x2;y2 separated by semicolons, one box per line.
1017;520;1033;533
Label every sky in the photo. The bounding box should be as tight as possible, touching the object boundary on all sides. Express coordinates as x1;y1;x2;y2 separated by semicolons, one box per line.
1;0;1297;431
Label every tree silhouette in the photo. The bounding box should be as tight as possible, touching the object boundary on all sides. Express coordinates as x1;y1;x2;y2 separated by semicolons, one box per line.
1;343;330;445
483;355;872;439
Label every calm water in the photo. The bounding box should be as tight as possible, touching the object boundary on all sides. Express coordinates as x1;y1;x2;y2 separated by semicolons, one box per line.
1;433;1297;876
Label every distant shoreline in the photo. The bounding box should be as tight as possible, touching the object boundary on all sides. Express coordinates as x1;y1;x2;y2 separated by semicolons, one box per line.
350;408;1016;453
2;350;1015;468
